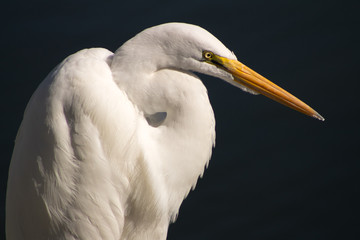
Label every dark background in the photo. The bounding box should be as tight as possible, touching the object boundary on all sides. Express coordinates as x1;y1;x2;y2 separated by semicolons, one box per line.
1;0;359;239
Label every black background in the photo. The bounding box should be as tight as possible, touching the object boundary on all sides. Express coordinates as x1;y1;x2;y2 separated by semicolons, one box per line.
1;0;359;239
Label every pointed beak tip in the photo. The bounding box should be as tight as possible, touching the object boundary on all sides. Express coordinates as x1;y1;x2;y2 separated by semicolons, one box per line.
312;112;325;121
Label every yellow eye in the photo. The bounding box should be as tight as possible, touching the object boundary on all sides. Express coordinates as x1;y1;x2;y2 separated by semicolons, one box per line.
203;51;213;60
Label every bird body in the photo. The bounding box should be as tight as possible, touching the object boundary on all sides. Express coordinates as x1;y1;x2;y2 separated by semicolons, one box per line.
6;23;323;240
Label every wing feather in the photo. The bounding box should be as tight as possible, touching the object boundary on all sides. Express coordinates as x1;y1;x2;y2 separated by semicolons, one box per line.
6;48;139;239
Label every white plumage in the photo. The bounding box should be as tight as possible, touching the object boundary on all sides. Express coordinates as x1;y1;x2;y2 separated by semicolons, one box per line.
6;23;323;240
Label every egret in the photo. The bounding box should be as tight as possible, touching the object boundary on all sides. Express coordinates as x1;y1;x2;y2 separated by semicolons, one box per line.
6;22;324;240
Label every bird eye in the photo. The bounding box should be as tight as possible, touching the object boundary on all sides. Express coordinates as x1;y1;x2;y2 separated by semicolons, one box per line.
203;51;213;60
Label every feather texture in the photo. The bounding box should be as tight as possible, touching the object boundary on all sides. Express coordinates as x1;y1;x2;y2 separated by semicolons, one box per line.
6;23;229;239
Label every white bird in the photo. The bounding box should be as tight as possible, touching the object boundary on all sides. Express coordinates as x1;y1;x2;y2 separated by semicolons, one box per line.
6;23;324;240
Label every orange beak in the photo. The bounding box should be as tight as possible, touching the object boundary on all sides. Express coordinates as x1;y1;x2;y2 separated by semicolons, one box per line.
213;54;324;121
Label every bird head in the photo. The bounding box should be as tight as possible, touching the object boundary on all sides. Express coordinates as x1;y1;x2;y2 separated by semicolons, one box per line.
114;22;324;121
